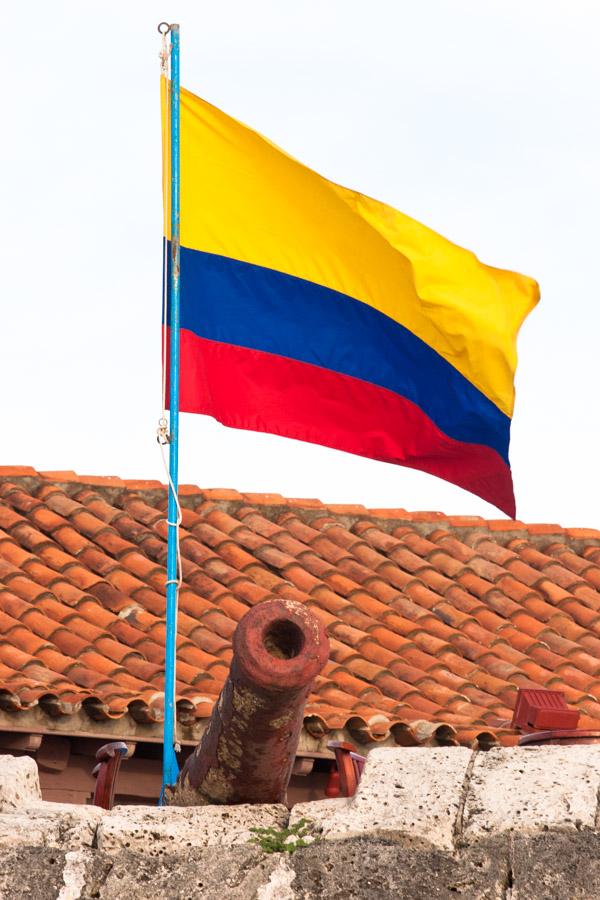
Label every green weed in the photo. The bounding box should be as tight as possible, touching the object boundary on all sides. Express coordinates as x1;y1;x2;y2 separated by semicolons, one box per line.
249;817;316;854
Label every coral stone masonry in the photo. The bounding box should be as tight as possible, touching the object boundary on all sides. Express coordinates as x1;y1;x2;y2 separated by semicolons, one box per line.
2;747;600;898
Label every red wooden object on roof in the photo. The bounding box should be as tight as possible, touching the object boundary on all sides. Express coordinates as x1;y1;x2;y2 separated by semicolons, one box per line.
325;764;341;799
92;741;131;810
511;688;580;733
326;741;367;798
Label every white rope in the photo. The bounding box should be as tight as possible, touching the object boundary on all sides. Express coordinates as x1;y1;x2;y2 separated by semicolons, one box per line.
158;437;183;590
157;30;181;754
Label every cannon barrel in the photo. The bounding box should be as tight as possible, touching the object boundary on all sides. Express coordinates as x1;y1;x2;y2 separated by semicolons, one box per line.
167;599;329;806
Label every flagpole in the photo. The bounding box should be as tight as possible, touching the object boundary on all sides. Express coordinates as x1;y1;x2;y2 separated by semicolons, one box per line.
162;21;181;796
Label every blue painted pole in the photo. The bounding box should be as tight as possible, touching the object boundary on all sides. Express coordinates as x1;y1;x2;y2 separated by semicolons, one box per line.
162;21;181;795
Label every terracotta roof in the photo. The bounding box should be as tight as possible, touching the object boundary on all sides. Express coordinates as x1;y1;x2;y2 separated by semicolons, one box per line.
0;466;599;751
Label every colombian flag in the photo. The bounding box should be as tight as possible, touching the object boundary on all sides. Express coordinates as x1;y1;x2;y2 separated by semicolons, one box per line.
163;83;539;517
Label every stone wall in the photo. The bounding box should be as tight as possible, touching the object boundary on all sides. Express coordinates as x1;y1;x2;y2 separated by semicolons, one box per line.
1;746;600;898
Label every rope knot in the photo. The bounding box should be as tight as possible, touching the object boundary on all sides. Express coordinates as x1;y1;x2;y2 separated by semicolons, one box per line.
157;417;170;446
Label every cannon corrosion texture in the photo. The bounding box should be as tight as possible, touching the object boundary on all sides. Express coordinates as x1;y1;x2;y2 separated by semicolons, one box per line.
167;599;329;806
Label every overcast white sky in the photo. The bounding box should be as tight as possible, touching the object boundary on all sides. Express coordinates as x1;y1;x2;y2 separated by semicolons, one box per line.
2;1;598;526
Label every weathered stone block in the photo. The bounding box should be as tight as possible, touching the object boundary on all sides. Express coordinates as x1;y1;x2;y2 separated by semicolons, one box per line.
463;746;600;842
0;848;69;900
289;836;510;900
0;754;41;810
288;797;350;832
510;831;600;900
96;802;289;855
0;848;113;900
0;801;105;849
95;847;280;900
298;746;472;851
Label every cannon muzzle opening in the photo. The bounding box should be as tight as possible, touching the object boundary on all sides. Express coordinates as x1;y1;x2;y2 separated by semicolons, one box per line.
264;618;304;658
167;599;329;807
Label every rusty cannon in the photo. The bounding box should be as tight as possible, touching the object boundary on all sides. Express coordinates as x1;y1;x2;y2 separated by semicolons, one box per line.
167;599;329;806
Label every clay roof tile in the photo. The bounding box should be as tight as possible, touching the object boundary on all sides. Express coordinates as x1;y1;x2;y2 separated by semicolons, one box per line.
0;468;599;745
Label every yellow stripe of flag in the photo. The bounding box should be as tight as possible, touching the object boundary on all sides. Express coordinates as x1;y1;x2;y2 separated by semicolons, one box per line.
169;83;539;418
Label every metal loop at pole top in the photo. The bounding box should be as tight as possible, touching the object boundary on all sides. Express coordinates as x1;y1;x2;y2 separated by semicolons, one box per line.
157;22;171;35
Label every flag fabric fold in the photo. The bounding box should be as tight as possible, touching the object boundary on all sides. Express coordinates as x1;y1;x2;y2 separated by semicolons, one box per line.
162;81;539;516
